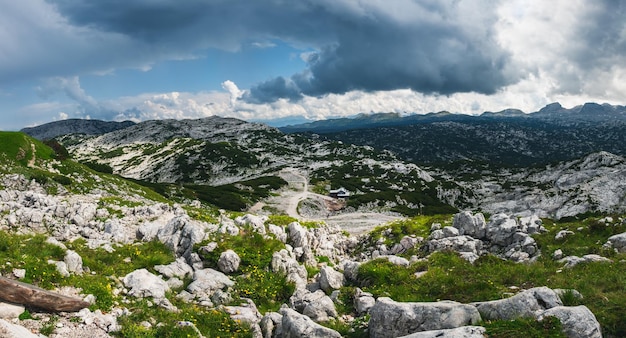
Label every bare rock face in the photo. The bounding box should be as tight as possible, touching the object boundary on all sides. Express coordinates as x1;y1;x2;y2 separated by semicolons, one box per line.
368;297;481;338
217;250;241;274
537;305;602;338
279;307;341;338
472;287;562;321
0;302;25;319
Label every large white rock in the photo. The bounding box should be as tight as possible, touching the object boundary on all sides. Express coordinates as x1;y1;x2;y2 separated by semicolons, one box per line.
369;297;481;338
453;211;487;238
123;269;170;299
302;295;338;322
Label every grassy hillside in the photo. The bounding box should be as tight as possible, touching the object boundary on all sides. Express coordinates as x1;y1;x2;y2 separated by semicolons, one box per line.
0;131;55;166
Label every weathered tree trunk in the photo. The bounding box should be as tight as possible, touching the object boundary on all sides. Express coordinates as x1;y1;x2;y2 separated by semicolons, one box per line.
0;276;90;312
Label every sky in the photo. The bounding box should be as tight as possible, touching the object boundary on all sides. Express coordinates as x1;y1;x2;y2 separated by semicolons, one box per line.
1;0;626;130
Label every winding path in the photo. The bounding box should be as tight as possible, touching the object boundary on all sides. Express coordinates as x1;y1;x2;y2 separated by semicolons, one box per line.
253;167;404;234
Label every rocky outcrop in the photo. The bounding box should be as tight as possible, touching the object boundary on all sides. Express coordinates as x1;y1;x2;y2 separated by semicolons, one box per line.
426;211;541;263
368;297;481;338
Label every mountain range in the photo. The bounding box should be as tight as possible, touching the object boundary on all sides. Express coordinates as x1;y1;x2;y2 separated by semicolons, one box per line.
18;103;626;219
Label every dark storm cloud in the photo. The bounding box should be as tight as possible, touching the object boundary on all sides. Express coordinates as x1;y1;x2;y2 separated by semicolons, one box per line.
45;0;516;101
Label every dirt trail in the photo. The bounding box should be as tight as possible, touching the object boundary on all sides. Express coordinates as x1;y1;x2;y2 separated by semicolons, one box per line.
253;167;403;234
27;143;36;168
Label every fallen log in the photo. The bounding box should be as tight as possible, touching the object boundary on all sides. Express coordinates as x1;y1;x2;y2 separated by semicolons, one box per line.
0;276;90;312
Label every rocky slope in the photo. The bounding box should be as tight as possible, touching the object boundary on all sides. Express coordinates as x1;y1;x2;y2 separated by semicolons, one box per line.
443;151;626;219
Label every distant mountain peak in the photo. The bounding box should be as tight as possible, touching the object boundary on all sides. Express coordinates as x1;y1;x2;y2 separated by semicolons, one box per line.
21;119;135;140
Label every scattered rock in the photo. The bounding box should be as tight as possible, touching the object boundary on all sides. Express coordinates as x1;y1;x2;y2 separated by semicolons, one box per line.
186;268;234;302
555;230;575;240
154;257;194;280
271;249;307;290
12;269;25;280
64;250;84;274
260;312;283;338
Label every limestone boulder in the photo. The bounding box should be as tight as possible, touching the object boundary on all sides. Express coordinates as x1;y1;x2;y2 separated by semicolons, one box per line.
154;257;194;280
302;295;338;322
123;269;170;299
452;211;487;238
280;307;341;338
537;306;602;338
398;326;487;338
260;312;283;338
472;287;562;320
605;232;626;252
369;297;481;338
187;268;234;301
319;266;344;293
218;250;241;274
